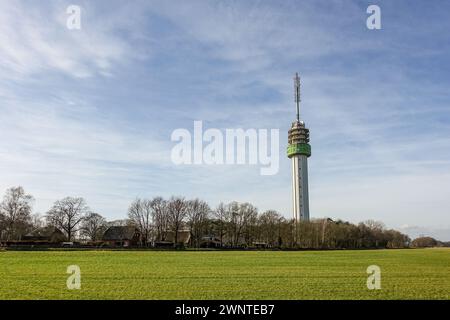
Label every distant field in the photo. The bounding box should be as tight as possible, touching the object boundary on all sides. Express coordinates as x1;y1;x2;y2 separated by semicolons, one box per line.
0;248;448;299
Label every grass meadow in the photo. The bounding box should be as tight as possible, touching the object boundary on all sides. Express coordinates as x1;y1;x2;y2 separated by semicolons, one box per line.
0;248;448;299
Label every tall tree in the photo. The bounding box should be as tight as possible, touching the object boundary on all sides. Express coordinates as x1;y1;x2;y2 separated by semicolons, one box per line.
213;203;228;246
186;199;210;248
128;198;153;245
46;197;88;241
81;212;107;241
167;197;188;245
0;212;5;240
226;202;241;246
412;236;437;248
258;210;283;246
226;202;258;246
240;203;258;246
151;197;169;241
0;186;34;240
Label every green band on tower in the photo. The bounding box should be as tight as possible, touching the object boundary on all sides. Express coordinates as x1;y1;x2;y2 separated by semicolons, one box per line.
287;143;311;158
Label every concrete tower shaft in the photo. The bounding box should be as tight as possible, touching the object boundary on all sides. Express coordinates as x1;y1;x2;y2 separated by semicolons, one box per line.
291;154;309;221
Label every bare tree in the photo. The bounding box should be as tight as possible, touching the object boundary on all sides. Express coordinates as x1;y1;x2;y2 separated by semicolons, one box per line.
225;202;239;246
385;229;410;248
31;213;45;230
151;197;169;241
0;186;34;240
0;213;5;240
46;197;89;241
226;202;257;246
186;199;210;247
167;197;188;245
258;210;283;246
279;218;295;248
364;220;385;231
213;203;228;246
128;198;152;245
363;220;386;248
240;203;258;246
412;236;437;248
81;212;107;241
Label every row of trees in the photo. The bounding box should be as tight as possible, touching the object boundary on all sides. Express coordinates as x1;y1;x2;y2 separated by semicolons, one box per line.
0;187;107;242
128;197;211;246
0;186;418;249
125;196;412;249
411;236;450;248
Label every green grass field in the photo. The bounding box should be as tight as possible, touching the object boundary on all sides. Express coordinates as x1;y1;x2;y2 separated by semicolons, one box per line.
0;248;448;299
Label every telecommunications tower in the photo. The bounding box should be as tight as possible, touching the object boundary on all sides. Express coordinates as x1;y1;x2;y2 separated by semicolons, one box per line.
287;73;311;222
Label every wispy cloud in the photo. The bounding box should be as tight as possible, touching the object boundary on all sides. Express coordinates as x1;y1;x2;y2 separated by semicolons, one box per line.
0;0;140;79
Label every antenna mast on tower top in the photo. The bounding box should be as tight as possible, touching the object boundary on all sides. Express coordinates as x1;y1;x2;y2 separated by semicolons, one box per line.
294;72;301;122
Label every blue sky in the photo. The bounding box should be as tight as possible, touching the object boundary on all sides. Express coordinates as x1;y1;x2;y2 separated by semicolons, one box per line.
1;0;450;240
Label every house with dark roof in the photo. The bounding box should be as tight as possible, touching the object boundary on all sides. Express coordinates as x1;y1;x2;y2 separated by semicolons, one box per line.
102;226;141;247
200;236;222;248
22;227;66;243
154;230;191;248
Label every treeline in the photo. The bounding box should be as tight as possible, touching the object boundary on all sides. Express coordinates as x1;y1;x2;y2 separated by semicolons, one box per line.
411;236;450;248
0;185;441;249
0;187;108;242
126;198;412;249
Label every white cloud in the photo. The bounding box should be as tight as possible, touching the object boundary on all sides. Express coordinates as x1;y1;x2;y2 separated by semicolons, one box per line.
0;1;135;79
398;225;450;242
146;0;372;71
